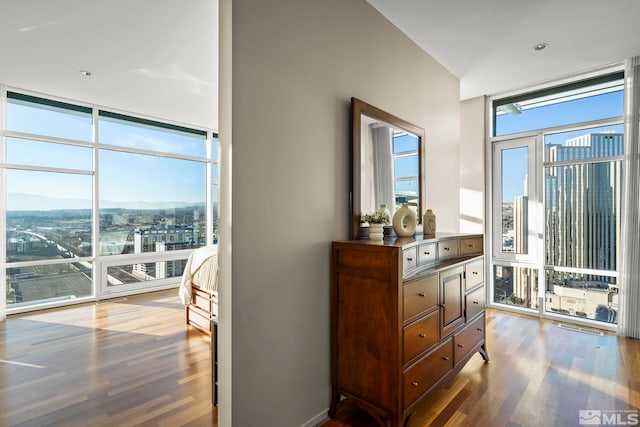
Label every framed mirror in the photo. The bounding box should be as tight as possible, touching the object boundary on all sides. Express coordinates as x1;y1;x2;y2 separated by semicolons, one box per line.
350;97;426;239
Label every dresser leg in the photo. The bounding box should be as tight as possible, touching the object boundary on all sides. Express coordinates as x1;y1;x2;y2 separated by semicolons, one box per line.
479;343;490;362
401;413;413;427
328;390;340;418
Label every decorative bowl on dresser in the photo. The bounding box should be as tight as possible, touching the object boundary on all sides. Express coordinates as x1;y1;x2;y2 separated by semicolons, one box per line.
329;233;488;427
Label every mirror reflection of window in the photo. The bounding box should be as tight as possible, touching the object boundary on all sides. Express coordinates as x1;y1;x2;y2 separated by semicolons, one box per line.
362;117;421;219
352;98;425;239
392;131;419;216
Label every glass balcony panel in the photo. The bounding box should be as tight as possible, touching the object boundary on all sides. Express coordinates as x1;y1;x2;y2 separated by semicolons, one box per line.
545;269;618;324
493;264;538;309
106;259;188;286
6;261;92;307
394;179;419;214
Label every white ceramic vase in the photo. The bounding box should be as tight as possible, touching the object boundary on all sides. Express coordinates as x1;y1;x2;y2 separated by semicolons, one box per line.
377;204;391;223
368;223;384;240
423;209;436;236
392;203;417;237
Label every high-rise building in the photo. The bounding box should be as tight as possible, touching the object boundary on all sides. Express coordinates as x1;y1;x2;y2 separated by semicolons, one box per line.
512;175;535;307
543;132;623;320
545;133;623;271
132;225;197;279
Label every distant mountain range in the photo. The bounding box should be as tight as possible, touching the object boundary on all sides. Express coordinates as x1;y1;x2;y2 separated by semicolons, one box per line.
7;193;206;211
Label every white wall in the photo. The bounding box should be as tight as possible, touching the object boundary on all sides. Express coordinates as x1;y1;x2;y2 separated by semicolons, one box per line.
460;96;486;233
229;0;461;424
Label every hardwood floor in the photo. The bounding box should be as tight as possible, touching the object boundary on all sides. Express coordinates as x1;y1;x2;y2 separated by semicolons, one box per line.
3;294;639;427
0;290;216;427
325;309;640;427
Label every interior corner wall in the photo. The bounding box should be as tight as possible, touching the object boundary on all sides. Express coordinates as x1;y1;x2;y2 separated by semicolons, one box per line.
460;96;486;234
231;0;460;425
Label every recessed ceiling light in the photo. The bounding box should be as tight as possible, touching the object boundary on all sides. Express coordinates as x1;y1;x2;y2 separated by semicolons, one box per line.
533;43;549;51
79;70;92;77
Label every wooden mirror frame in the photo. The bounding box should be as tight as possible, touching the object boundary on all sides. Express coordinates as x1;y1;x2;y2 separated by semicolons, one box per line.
350;97;426;239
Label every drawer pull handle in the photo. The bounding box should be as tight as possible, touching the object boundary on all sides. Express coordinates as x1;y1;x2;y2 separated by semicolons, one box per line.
418;292;426;297
443;247;450;251
424;251;430;255
476;328;483;331
411;381;419;387
419;333;426;338
472;271;478;275
457;344;464;348
473;301;479;305
442;356;450;361
467;244;474;247
407;257;414;261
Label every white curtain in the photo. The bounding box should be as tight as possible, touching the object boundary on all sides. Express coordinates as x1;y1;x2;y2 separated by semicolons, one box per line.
1;180;5;321
1;131;5;321
618;56;640;339
370;124;395;212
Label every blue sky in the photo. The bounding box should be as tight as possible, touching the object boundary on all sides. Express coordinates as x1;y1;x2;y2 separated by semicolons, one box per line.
496;90;624;202
6;100;216;210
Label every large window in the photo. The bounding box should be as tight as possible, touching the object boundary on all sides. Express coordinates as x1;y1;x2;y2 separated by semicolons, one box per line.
2;89;218;312
493;72;624;136
392;130;420;216
490;71;624;327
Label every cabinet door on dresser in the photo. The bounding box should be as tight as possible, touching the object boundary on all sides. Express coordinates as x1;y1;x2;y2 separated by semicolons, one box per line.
439;266;464;338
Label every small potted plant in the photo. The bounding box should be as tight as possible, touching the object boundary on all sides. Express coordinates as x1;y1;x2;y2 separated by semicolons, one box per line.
361;211;390;240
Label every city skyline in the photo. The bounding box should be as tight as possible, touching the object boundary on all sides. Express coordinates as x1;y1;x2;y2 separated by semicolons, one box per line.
499;131;622;322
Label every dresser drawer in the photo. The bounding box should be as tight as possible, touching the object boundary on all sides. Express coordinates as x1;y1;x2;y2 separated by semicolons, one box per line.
465;285;485;320
403;310;438;364
417;243;436;266
437;239;459;260
454;314;484;364
403;338;453;410
403;274;438;321
465;258;484;291
460;237;483;256
402;247;418;274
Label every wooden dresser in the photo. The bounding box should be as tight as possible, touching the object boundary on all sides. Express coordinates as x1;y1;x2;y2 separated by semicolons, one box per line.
329;233;488;427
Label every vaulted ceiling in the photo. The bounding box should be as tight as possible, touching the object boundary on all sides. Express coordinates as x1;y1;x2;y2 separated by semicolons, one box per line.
367;0;640;99
0;0;217;128
1;0;639;130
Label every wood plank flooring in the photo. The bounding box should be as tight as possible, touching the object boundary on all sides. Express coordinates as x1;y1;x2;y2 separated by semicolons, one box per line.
325;309;640;427
0;290;216;427
3;293;639;427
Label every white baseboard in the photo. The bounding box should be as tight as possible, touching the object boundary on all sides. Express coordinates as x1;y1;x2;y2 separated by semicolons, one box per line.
300;408;329;427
